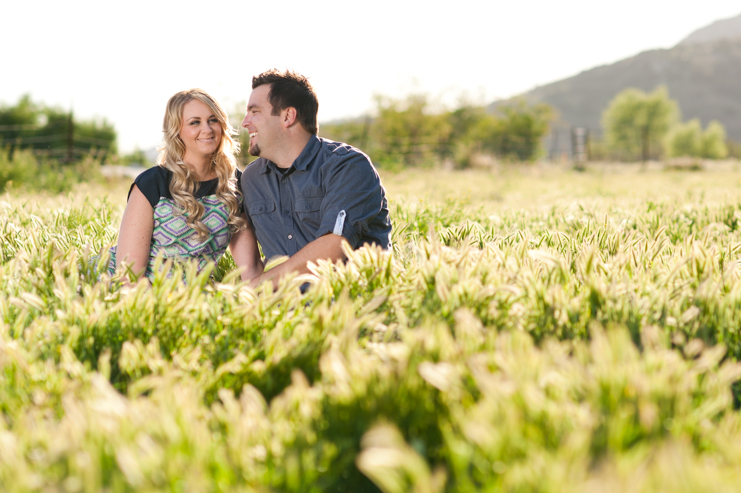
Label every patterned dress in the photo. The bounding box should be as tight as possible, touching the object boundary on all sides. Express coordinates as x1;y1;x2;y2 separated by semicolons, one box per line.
108;166;242;280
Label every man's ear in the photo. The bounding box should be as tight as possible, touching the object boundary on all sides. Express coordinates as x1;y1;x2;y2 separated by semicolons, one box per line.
282;107;298;128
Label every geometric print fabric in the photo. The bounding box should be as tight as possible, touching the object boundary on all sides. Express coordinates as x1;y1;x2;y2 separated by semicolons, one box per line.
108;195;233;280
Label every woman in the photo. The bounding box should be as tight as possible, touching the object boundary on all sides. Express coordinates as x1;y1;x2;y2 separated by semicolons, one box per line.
108;88;263;283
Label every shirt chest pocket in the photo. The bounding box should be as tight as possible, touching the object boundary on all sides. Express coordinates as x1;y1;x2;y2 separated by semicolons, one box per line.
295;197;322;231
248;200;276;229
249;200;276;214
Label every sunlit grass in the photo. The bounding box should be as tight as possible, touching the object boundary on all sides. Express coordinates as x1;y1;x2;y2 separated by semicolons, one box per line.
2;164;741;491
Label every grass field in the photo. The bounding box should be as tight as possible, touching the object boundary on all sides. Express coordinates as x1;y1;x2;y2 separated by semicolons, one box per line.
3;163;741;492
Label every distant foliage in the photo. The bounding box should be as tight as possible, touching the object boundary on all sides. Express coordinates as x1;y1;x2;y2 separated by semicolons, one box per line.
701;120;729;159
0;94;117;162
0;148;103;193
228;105;259;170
369;94;451;167
321;94;553;168
665;119;702;157
601;86;679;162
110;148;154;168
486;100;553;162
665;119;729;160
727;139;741;159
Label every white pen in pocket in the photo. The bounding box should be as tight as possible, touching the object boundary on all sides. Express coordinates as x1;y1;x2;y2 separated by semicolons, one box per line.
333;210;346;236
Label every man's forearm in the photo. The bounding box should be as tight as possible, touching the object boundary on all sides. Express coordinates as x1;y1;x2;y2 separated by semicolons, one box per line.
250;234;347;289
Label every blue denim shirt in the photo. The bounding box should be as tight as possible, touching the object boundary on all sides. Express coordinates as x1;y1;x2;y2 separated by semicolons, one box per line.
241;136;392;260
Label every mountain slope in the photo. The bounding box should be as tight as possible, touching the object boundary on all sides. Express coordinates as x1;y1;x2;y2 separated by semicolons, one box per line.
680;13;741;45
493;14;741;141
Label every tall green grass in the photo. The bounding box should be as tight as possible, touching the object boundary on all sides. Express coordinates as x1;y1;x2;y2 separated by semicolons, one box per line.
0;148;106;194
2;167;741;491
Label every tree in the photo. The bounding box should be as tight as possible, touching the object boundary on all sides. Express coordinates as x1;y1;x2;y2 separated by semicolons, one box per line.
665;119;702;158
318;95;553;168
439;104;492;168
369;93;451;167
320;116;372;155
700;120;728;159
0;95;117;163
484;100;553;162
0;95;40;158
601;86;679;162
665;119;728;160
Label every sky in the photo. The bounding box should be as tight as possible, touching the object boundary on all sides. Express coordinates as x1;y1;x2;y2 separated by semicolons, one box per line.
2;1;740;153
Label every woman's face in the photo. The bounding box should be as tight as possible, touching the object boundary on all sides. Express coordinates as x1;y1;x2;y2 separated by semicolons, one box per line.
179;99;222;159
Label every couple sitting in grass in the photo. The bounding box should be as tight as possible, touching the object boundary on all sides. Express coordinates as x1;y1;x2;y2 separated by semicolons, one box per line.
108;69;392;287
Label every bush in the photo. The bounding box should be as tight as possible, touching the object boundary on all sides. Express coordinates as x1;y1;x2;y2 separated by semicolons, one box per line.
665;119;702;158
701;120;729;159
0;148;38;189
0;148;103;193
665;119;729;160
484;99;553;162
320;94;554;169
370;94;451;168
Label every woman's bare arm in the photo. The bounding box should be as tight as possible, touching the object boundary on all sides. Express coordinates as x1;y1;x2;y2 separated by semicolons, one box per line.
229;213;264;282
115;185;154;281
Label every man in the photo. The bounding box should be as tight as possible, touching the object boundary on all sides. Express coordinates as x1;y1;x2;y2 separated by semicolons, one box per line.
240;69;392;288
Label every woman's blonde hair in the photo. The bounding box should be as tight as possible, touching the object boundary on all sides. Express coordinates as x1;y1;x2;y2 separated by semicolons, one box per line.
157;88;247;238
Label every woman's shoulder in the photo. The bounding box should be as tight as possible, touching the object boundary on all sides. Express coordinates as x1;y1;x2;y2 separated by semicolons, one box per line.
135;165;171;184
129;166;172;207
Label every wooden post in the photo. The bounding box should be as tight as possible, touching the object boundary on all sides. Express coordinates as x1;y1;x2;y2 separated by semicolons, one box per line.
571;126;588;167
66;111;74;164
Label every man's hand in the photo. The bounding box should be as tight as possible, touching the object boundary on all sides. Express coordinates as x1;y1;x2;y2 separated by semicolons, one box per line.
249;234;347;289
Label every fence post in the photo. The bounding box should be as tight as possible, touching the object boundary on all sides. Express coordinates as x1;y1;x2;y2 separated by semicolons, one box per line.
66;111;74;164
571;126;588;166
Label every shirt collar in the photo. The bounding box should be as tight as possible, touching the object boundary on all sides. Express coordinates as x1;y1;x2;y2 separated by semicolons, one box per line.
292;135;322;171
256;135;321;174
257;159;272;175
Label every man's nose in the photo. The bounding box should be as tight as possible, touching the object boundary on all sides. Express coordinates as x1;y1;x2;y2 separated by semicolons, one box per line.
242;114;250;128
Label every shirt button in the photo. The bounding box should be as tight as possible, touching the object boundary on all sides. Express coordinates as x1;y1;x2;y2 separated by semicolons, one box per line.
288;234;293;239
282;179;287;184
284;210;289;215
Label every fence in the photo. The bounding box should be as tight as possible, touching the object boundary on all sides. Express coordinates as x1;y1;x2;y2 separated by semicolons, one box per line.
0;113;115;162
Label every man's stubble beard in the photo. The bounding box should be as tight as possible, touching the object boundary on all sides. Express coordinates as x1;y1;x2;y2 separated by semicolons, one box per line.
248;143;261;157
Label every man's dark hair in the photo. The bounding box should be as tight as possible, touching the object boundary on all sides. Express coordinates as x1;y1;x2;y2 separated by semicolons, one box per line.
252;69;318;134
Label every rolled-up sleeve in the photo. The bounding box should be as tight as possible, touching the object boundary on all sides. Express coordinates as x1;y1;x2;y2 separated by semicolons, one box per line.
316;151;385;248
